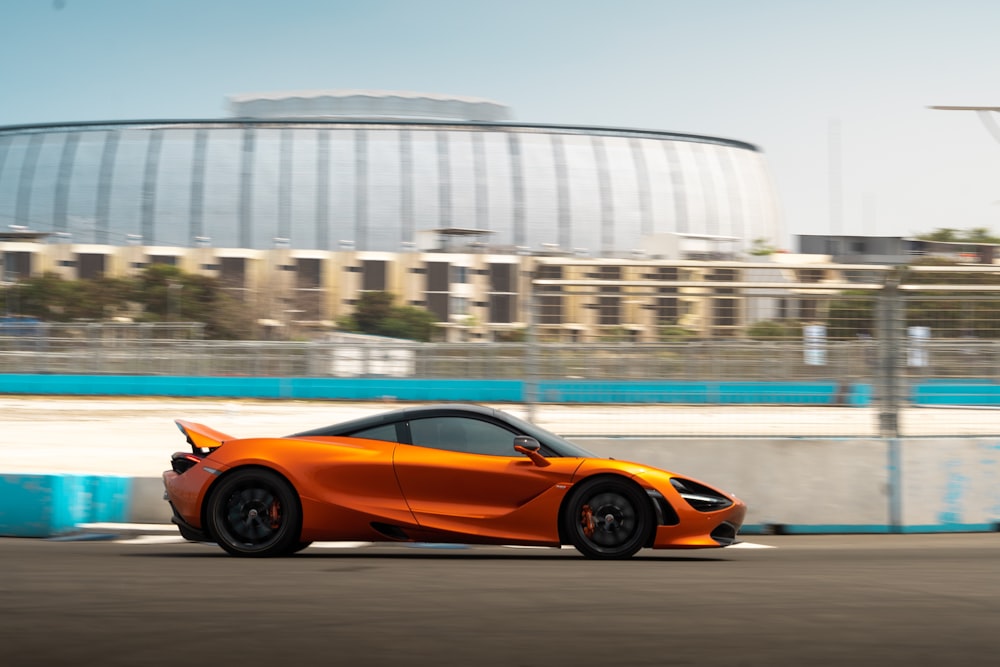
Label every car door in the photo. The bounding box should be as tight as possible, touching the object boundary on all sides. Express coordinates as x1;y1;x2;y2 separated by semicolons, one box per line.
392;415;583;542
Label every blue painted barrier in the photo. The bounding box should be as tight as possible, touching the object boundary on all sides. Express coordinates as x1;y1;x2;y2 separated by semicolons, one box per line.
0;374;873;405
3;373;1000;406
911;381;1000;406
0;474;131;537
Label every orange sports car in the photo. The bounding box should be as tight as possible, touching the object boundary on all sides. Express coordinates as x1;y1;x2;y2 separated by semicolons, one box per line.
163;404;746;559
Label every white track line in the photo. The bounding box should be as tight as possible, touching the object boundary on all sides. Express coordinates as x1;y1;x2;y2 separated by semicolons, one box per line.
728;541;776;549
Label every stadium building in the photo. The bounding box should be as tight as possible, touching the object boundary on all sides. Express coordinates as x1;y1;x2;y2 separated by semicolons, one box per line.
0;91;786;340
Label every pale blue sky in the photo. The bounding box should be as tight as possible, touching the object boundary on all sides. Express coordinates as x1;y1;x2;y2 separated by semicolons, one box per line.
3;0;1000;247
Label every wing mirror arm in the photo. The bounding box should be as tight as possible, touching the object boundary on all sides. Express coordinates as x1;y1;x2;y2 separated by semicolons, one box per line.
513;436;550;467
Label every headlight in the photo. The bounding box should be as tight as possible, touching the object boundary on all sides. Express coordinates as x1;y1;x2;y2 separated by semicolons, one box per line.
670;477;734;512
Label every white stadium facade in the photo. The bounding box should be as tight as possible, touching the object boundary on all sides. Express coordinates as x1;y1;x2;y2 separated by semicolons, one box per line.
0;91;786;340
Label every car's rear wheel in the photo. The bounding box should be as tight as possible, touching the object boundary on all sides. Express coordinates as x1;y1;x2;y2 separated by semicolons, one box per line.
206;468;300;557
564;477;651;559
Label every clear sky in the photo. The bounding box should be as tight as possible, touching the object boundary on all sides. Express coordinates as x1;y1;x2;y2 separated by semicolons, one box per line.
3;0;1000;248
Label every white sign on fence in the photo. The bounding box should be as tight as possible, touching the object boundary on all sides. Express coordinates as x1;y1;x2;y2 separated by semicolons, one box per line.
803;324;827;366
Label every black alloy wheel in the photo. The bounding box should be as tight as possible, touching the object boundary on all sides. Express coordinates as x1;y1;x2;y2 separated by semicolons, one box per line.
206;468;301;557
564;477;651;559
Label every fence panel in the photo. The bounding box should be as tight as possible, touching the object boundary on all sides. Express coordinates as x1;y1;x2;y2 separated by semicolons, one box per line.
4;269;1000;437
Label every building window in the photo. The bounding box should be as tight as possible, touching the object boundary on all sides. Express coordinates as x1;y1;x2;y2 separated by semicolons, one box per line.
424;261;450;320
488;263;515;292
654;297;679;325
426;262;449;291
426;293;449;320
219;257;246;288
361;260;386;291
451;265;469;284
76;254;106;280
596;266;621;326
713;298;738;327
451;296;469;316
536;264;563;325
487;262;518;324
597;296;620;325
296;258;322;289
2;252;32;280
707;268;737;295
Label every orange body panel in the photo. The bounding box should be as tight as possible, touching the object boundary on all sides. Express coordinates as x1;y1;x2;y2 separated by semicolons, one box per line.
163;415;747;553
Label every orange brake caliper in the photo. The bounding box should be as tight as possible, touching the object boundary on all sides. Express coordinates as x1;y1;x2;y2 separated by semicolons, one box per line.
269;500;282;529
581;504;595;538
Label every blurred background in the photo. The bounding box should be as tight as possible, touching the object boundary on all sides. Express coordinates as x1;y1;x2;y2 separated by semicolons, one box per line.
4;0;1000;439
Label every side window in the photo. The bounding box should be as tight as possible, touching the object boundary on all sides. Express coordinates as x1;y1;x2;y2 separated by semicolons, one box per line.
348;423;399;443
408;417;519;457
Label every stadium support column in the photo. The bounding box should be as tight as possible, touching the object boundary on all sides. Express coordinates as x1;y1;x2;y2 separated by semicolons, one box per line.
190;129;208;244
355;129;368;250
239;126;256;248
437;130;452;229
95;131;120;245
592;136;614;255
629;138;652;238
473;131;488;232
316;130;330;250
400;129;414;245
15;133;43;231
140;130;161;245
508;133;525;248
552;134;571;251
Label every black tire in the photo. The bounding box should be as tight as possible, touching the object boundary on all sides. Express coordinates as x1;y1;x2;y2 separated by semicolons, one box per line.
290;541;313;554
206;468;301;557
563;477;651;559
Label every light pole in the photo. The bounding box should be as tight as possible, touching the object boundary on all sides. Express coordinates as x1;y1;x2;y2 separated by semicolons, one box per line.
929;105;1000;144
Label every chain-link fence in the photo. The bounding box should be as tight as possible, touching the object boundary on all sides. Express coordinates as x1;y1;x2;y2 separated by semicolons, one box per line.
3;266;1000;438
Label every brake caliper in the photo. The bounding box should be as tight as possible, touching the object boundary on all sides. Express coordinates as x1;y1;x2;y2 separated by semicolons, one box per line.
581;504;595;538
269;500;282;529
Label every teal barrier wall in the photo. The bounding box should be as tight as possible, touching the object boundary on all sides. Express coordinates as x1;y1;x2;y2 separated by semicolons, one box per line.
911;381;1000;406
0;474;131;537
0;374;873;405
537;380;872;405
0;373;996;406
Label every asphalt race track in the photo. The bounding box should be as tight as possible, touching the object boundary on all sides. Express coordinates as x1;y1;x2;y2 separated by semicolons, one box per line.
0;534;996;667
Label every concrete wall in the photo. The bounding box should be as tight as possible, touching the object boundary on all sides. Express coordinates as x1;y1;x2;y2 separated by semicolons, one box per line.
576;437;1000;533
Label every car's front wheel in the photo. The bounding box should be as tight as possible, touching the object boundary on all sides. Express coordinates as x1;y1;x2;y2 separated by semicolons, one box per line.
206;468;301;557
564;477;651;559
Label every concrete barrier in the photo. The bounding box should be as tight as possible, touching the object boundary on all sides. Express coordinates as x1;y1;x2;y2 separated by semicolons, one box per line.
3;437;999;538
577;437;1000;534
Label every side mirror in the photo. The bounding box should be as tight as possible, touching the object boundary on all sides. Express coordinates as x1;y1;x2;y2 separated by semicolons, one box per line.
513;435;540;451
513;436;549;467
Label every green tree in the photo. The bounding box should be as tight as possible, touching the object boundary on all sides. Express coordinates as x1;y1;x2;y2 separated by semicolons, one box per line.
133;264;255;339
338;291;439;341
2;265;255;339
746;319;803;340
5;272;77;319
748;237;778;256
915;227;1000;244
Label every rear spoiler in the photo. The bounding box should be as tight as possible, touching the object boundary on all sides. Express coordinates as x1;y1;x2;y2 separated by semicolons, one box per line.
175;419;235;453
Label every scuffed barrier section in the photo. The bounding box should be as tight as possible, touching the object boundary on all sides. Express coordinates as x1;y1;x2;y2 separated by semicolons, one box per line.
0;474;131;537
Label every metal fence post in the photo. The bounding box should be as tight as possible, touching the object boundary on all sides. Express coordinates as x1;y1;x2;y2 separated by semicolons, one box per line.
876;271;903;438
524;271;539;422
